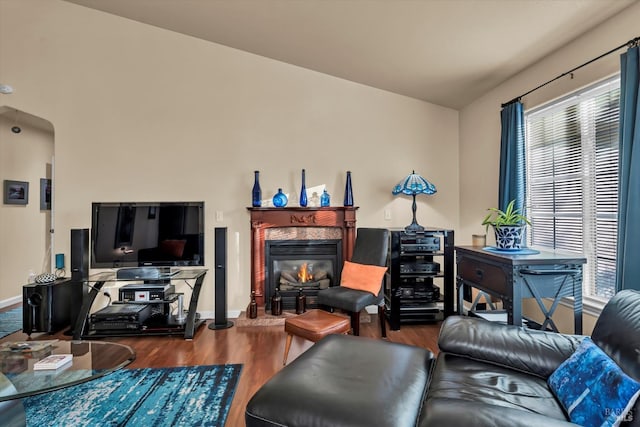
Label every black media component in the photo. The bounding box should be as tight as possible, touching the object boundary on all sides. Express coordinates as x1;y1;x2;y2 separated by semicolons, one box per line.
400;235;441;253
90;201;205;269
209;227;234;330
119;284;175;302
116;267;177;280
71;228;89;281
90;304;151;331
23;279;82;335
399;262;440;274
398;284;441;302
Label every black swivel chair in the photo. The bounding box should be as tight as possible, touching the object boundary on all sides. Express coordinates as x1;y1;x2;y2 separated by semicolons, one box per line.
317;228;390;337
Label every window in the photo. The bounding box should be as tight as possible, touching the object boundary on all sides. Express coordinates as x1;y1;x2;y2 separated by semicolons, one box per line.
525;76;620;302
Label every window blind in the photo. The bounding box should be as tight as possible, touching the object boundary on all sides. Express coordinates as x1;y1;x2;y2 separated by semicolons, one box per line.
525;76;620;301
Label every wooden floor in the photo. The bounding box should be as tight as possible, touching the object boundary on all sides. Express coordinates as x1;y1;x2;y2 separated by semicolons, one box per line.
3;310;442;426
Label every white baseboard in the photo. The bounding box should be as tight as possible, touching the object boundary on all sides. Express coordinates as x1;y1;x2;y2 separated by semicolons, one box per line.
0;295;22;309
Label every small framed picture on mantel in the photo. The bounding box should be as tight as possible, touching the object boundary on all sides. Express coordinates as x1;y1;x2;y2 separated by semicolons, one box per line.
4;180;29;205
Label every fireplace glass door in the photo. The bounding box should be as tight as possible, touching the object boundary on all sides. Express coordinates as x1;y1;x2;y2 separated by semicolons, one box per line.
265;240;342;310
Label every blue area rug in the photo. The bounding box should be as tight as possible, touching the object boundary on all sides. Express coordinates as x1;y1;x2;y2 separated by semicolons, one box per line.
0;307;22;339
24;364;243;426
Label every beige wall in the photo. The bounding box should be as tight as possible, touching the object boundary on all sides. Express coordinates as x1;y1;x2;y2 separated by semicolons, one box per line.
0;112;54;303
0;0;459;314
459;2;640;334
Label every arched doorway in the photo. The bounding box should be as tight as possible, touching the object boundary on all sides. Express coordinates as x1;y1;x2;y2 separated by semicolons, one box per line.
0;106;55;306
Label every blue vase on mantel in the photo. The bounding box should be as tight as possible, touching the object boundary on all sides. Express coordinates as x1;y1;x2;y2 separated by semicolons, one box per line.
321;189;330;207
273;188;288;207
299;169;308;207
251;171;262;207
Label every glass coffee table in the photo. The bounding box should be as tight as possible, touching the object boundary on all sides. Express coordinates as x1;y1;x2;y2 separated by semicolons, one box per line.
0;340;135;425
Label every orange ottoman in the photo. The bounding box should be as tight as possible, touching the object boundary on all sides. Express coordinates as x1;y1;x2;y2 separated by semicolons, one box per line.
283;309;351;365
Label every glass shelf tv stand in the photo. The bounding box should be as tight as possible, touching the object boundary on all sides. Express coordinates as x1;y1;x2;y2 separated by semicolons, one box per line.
73;269;207;340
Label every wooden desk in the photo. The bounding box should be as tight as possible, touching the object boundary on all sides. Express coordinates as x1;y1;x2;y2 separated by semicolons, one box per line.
455;246;586;334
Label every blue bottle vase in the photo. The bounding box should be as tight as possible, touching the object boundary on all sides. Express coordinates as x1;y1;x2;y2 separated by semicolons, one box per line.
252;171;262;207
344;171;354;206
321;189;330;207
299;169;308;207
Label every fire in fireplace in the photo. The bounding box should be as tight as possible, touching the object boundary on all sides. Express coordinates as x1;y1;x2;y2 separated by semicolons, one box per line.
265;239;342;311
277;260;332;290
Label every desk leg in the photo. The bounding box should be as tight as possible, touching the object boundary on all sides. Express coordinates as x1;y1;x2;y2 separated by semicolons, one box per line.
510;282;522;327
456;279;465;316
574;278;583;335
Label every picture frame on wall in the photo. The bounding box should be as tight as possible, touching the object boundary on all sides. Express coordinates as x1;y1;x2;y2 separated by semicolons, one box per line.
40;178;51;210
3;180;29;205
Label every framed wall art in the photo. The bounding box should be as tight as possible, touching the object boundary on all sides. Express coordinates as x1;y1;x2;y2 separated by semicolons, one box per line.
4;180;29;205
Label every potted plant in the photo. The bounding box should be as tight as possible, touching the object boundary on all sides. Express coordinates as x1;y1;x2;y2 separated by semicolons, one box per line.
481;200;531;249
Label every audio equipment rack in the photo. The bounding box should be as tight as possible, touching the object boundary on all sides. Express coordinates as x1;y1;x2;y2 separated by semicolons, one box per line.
385;228;454;330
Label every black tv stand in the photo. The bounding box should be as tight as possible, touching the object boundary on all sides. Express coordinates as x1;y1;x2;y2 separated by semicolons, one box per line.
73;269;207;340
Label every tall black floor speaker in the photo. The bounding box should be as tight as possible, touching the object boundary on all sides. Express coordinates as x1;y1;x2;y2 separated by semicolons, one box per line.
71;228;89;281
209;227;234;330
67;228;89;336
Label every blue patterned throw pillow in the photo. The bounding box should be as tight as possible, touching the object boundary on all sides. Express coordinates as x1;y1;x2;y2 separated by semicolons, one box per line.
548;338;640;427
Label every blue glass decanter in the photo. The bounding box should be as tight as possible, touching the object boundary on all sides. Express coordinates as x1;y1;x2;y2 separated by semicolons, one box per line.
273;188;288;207
299;169;308;207
252;170;262;207
344;171;354;206
320;189;330;207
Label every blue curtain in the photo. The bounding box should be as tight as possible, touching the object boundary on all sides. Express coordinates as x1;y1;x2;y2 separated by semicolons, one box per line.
498;101;526;213
616;44;640;291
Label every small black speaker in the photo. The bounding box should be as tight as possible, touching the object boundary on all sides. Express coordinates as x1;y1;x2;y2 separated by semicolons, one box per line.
71;228;89;281
209;227;233;330
23;279;81;336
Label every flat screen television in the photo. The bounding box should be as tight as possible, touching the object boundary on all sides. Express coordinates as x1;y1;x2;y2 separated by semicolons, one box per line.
91;202;205;269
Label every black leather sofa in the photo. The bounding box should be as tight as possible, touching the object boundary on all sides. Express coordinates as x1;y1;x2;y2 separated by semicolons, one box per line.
246;289;640;426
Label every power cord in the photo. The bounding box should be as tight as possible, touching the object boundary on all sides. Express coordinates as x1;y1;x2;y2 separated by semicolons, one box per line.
86;283;112;305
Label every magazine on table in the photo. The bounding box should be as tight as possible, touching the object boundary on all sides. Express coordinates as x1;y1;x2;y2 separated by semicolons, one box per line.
33;354;73;370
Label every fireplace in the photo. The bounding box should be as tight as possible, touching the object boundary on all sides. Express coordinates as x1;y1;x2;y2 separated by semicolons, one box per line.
248;207;358;306
265;239;342;310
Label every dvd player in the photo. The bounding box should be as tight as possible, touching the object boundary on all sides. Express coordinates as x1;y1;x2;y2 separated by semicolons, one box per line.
119;284;175;302
400;262;440;274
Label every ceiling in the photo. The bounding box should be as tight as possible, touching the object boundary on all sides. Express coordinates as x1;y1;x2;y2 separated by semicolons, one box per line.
29;0;640;109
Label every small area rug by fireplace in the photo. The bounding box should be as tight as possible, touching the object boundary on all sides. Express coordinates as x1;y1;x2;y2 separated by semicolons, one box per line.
24;364;242;426
235;307;371;327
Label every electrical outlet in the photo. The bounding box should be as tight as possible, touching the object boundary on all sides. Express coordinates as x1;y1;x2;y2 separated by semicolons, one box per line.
216;211;223;222
384;209;392;220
